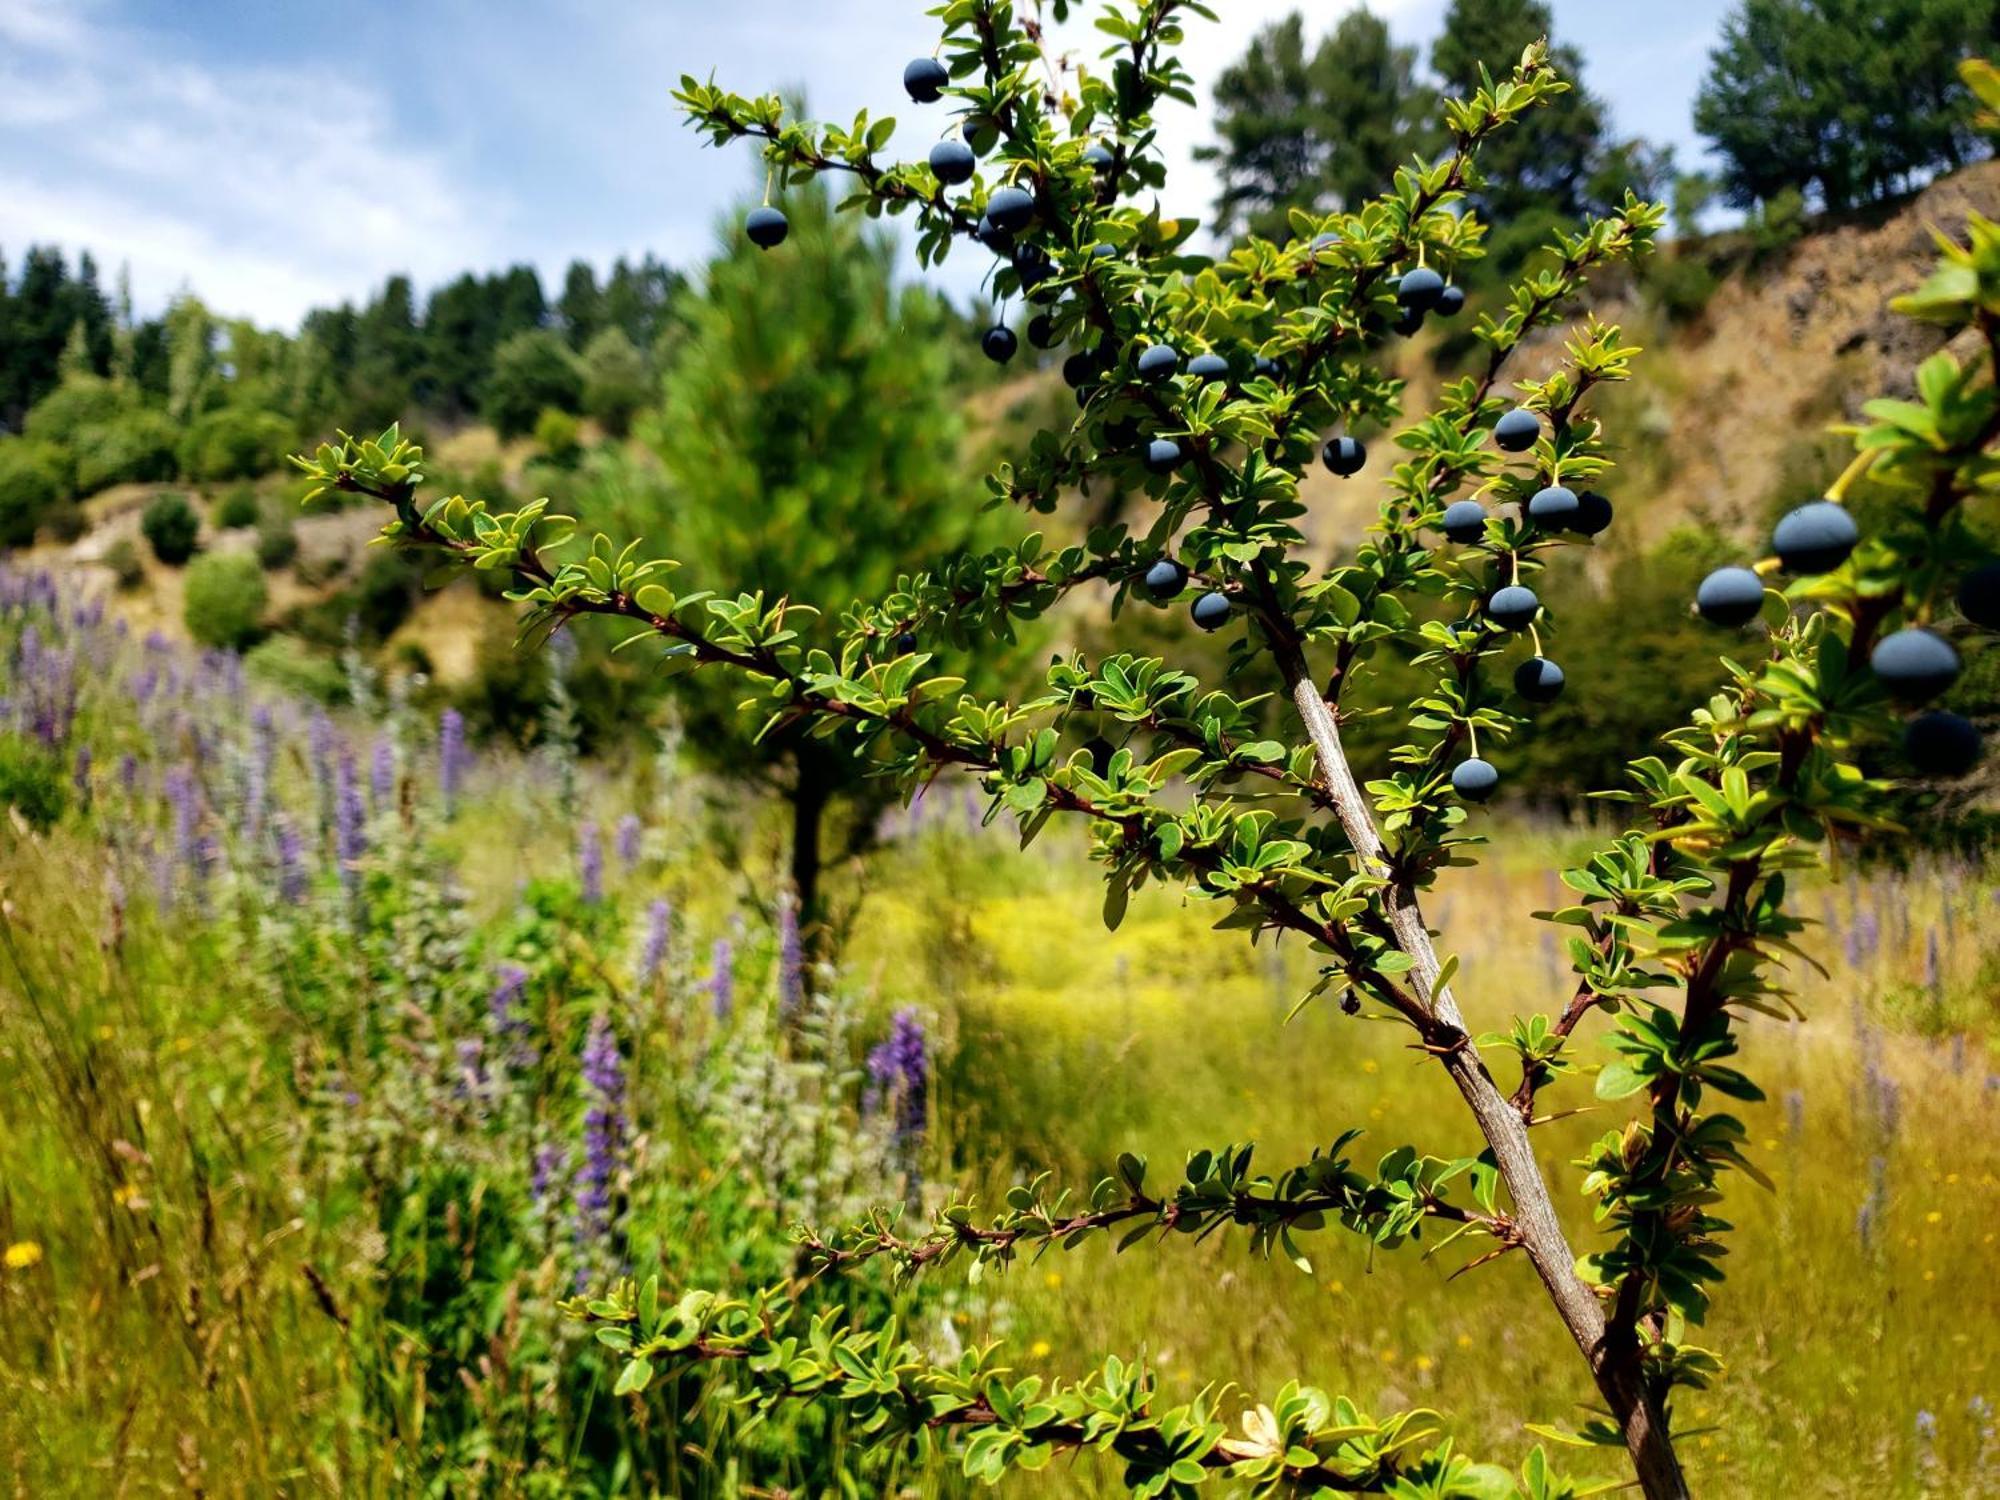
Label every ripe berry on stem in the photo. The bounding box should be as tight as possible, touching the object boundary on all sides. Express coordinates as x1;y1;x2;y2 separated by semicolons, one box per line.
1143;558;1188;601
1441;500;1487;543
1322;436;1366;477
1514;656;1565;702
1190;591;1232;631
1144;438;1184;474
1433;284;1466;318
1452;757;1500;801
1486;584;1540;631
1186;352;1230;382
981;326;1018;364
1493;407;1541;452
1574;490;1614;536
745;206;789;249
928;139;975;185
1398;266;1445;311
1772;500;1858;575
1136;344;1180;382
1956;561;2000;629
1870;627;1961;703
1527;484;1580;528
985;184;1036;233
902;56;949;102
1904;711;1981;777
1695;566;1765;627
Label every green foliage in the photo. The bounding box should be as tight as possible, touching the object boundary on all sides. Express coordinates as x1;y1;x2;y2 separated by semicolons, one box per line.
303;11;1999;1499
181;551;268;649
0;246;115;428
580;325;651;438
1695;0;1998;213
0;736;66;830
22;373;130;447
0;440;68;547
485;328;583;439
241;634;346;703
254;511;299;570
1196;11;1439;239
71;408;179;493
101;536;144;590
533;404;584;466
139;492;199;565
214;483;261;529
177;405;293;482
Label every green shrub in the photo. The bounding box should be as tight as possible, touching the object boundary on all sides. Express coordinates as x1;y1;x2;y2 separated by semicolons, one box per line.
72;410;180;494
177;407;293;483
103;537;145;591
242;635;346;704
140;493;200;565
581;326;651;438
485;329;583;439
534;406;583;466
0;440;68;548
214;484;261;529
181;552;268;649
0;736;66;831
1642;253;1720;324
22;376;130;447
254;514;298;570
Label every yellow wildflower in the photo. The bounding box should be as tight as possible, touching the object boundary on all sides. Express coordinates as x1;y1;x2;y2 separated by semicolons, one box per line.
3;1242;42;1270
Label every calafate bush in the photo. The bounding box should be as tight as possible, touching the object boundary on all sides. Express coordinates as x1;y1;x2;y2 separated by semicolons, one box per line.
302;11;2000;1495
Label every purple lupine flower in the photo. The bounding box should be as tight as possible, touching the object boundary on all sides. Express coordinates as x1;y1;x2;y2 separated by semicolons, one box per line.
777;888;804;1019
163;765;200;873
637;898;671;987
118;752;139;800
454;1036;487;1099
488;963;537;1070
438;707;467;816
532;1143;568;1207
370;735;395;815
71;744;91;808
244;705;276;849
334;750;366;901
615;813;642;870
308;710;336;838
273;816;307;904
578;820;603;904
708;936;734;1021
865;1007;930;1144
574;1015;627;1244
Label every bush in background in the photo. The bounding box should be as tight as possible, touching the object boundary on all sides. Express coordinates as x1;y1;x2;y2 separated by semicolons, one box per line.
0;441;68;547
102;537;145;591
139;493;200;565
177;407;293;483
182;552;269;649
214;484;261;529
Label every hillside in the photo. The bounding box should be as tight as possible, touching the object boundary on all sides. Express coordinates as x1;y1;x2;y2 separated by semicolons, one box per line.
25;161;2000;684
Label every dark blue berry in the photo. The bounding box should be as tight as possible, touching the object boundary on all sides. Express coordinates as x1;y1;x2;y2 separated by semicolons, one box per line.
1904;711;1981;777
1441;500;1487;543
745;206;789;249
1772;500;1858;575
1136;343;1180;382
1393;305;1425;337
894;631;919;656
1253;356;1283;381
1322;436;1366;477
1143;558;1188;600
1493;407;1541;452
1062;350;1099;388
1961;561;2000;629
1398;266;1444;310
928;139;975;185
1187;352;1230;382
903;56;949;102
985;185;1036;232
1486;585;1540;631
1527;484;1580;528
1083;143;1117;174
981;326;1018;364
975;215;1014;255
1514;656;1565;703
1574;490;1614;536
1870;628;1961;703
1452;757;1500;801
1433;284;1466;318
1144;438;1184;474
1191;591;1232;631
1695;566;1765;627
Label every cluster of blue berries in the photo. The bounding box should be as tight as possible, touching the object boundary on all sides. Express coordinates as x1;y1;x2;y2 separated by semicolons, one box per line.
1696;503;1989;777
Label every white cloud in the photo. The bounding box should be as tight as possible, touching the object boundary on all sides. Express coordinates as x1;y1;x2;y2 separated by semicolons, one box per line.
0;2;502;326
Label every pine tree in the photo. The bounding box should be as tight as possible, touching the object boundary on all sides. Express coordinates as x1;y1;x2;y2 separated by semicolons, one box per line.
1695;0;1997;213
633;183;1000;927
1198;11;1438;240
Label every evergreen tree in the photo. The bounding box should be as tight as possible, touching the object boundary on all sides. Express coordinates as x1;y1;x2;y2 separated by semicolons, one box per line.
484;328;582;438
579;327;650;438
1694;0;1997;213
558;260;603;349
1197;11;1438;240
634;185;998;926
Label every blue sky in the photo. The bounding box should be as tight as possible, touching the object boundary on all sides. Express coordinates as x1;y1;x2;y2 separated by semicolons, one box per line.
0;0;1735;327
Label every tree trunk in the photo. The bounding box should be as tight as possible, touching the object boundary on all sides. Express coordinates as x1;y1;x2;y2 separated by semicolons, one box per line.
789;756;831;951
1264;619;1690;1500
